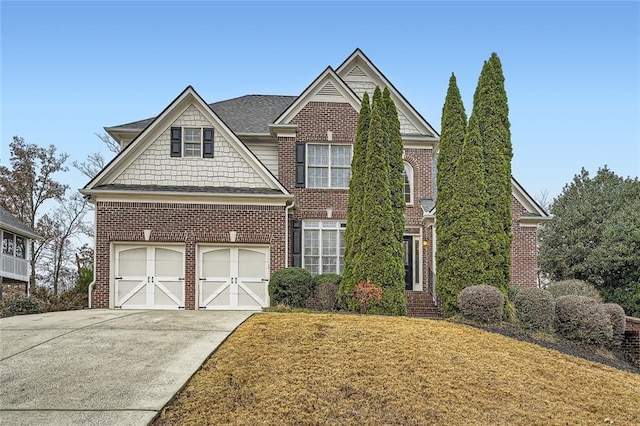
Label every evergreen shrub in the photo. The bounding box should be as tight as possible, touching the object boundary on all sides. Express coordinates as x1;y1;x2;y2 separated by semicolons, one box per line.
458;285;504;323
555;295;612;346
546;279;603;303
601;303;626;347
307;274;341;311
513;287;555;330
268;267;313;308
1;293;43;317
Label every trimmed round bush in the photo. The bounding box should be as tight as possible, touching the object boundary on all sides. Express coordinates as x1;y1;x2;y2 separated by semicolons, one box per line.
268;267;313;308
458;285;504;323
1;294;43;317
546;279;603;303
513;287;555;331
555;295;612;346
507;285;526;301
602;303;626;347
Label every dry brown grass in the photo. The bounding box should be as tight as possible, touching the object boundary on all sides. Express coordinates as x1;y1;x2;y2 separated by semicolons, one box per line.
156;313;640;425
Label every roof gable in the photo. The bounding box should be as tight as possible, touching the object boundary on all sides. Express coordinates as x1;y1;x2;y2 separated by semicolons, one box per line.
273;67;362;125
336;49;439;138
84;86;289;196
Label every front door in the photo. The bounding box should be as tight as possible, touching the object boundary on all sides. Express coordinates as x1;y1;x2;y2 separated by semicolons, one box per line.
403;236;413;290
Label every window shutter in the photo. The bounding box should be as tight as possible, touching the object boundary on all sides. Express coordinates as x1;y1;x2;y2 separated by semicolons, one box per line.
170;127;182;157
292;219;302;267
203;128;214;158
295;143;305;187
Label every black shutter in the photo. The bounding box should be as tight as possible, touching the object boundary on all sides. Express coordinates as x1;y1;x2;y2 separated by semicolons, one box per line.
295;143;305;187
170;127;182;157
292;219;302;267
203;128;214;158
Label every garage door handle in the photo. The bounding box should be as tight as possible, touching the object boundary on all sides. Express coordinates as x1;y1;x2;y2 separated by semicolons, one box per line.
115;276;122;280
262;278;269;282
178;277;185;281
199;278;206;281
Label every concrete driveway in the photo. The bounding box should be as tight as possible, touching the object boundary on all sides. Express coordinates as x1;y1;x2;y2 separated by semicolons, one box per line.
0;309;255;426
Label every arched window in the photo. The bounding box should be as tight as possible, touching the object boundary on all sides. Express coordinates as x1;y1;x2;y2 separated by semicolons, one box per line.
403;162;413;204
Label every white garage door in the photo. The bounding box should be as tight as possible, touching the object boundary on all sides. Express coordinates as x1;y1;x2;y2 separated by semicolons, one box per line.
114;245;185;309
198;245;270;310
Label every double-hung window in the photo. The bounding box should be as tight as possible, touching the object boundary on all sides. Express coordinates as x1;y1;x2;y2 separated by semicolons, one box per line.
183;128;202;157
302;221;345;275
170;127;214;158
307;144;352;188
403;162;413;204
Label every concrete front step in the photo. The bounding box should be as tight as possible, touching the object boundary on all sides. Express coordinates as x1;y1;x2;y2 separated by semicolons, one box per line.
405;290;442;319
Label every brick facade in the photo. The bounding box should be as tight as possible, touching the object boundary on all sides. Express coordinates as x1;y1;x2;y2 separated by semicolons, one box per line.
92;201;286;309
509;197;539;287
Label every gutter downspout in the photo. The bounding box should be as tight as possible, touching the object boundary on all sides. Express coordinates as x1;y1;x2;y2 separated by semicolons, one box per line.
87;196;97;309
284;200;295;268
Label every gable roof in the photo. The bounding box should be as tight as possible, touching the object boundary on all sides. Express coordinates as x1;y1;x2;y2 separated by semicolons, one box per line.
336;48;439;139
272;66;362;126
0;207;41;239
83;86;291;197
106;95;297;137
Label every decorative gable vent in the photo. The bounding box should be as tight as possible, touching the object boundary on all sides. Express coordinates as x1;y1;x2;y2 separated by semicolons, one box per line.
318;82;340;97
347;65;367;77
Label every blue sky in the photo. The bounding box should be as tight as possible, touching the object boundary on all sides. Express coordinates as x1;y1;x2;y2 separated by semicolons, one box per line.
2;1;639;202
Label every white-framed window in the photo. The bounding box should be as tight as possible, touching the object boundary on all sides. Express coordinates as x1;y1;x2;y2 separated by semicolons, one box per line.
1;231;26;259
183;128;202;157
307;144;352;188
302;221;345;275
403;161;413;204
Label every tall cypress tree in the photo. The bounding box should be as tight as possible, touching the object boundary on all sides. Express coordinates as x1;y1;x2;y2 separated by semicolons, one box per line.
355;86;406;315
441;112;492;315
475;54;512;292
435;74;468;312
383;87;406;255
340;92;371;306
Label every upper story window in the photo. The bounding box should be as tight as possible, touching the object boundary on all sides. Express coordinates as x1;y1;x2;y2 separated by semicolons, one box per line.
183;128;202;157
170;127;214;158
307;144;352;188
1;231;26;259
403;162;413;204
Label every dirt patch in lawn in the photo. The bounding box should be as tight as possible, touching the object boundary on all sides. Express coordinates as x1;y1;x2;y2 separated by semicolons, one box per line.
155;313;640;425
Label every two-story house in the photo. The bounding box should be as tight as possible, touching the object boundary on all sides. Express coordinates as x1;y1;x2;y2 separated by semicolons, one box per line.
1;207;40;298
81;49;548;312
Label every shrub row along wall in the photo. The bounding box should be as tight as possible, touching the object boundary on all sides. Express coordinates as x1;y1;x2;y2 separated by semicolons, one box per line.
623;317;640;368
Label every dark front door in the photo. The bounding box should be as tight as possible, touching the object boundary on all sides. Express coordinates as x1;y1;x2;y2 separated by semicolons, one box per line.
403;236;413;290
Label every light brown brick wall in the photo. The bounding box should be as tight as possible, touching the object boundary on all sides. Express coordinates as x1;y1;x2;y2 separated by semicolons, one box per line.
93;201;286;309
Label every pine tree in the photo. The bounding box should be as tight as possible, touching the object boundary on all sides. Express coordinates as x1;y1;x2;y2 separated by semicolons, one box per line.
355;87;406;315
440;112;492;315
475;54;512;292
435;74;468;313
340;93;371;306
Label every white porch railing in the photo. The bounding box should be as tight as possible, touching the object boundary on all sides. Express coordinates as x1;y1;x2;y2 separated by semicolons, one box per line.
0;253;29;282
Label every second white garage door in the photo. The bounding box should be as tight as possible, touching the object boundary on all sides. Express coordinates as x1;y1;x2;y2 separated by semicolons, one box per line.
198;245;270;310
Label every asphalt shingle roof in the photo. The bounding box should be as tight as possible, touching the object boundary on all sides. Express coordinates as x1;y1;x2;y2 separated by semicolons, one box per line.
109;95;297;135
93;184;285;195
0;206;40;239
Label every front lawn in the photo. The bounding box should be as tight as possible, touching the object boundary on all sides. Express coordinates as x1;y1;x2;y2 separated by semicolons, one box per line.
155;313;640;425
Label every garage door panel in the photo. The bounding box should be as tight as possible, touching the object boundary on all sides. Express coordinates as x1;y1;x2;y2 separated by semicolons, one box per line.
118;248;147;276
114;245;185;310
117;280;146;306
202;249;230;277
198;245;269;310
238;249;266;277
154;248;183;277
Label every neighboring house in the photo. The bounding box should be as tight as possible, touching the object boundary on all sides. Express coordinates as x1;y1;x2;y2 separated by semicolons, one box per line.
81;49;549;312
0;207;40;298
